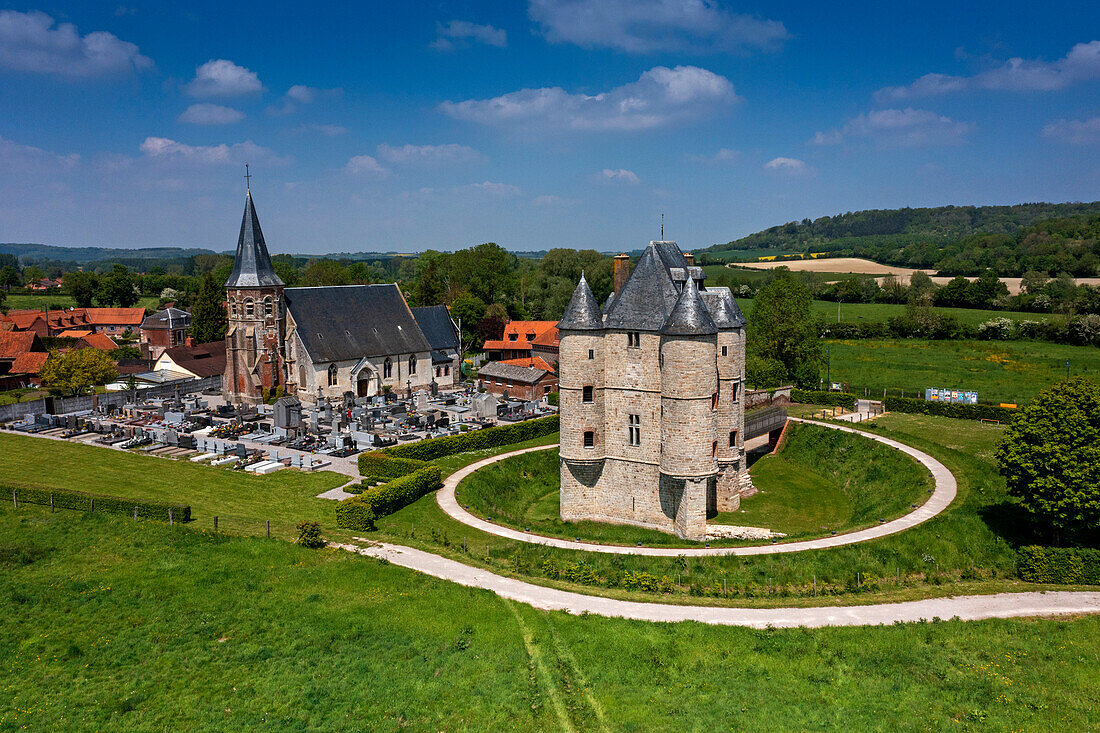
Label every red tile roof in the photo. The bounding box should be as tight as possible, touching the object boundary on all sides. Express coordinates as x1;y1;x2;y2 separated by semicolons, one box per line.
530;326;559;347
78;333;118;351
56;329;93;338
82;308;146;326
10;351;48;375
0;331;41;359
499;356;555;372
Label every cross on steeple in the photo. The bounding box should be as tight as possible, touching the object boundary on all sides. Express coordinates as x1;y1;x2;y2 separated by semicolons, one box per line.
244;163;252;191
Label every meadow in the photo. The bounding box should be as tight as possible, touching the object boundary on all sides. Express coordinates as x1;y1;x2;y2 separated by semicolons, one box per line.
732;297;1057;328
2;506;1098;731
3;292;161;312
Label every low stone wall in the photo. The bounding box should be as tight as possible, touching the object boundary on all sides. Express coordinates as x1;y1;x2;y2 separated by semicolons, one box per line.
745;385;792;410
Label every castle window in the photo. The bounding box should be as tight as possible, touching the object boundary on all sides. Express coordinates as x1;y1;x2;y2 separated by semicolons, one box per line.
244;298;254;317
383;358;393;379
627;332;641;348
408;355;417;375
328;363;338;387
588;349;594;360
732;383;740;403
729;430;738;447
582;386;593;403
722;345;728;357
712;392;718;411
583;431;595;449
628;414;641;446
264;297;273;317
712;441;718;457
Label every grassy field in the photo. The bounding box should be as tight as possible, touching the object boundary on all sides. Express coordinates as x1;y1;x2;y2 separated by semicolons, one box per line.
0;433;348;540
731;297;1054;328
3;292;160;311
827;339;1100;403
2;507;1098;731
455;423;929;544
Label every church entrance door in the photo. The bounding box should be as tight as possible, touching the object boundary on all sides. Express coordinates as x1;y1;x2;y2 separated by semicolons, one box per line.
357;376;371;398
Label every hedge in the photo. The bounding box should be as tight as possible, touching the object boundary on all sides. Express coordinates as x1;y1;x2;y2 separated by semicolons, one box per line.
6;484;192;523
1017;546;1100;584
335;466;442;531
382;415;560;462
790;389;858;408
357;451;427;479
883;396;1017;421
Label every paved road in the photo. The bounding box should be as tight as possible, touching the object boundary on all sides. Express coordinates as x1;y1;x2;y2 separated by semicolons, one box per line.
435;418;957;557
337;540;1100;628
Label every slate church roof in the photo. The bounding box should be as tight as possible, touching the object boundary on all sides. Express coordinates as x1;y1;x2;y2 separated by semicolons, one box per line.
225;191;284;288
411;305;460;353
285;284;431;363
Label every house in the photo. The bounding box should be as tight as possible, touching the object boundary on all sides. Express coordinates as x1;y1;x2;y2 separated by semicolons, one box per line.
477;357;557;401
155;340;227;379
482;320;558;361
530;326;560;371
0;331;49;388
411;305;463;383
140;307;192;359
1;307;146;337
27;278;62;291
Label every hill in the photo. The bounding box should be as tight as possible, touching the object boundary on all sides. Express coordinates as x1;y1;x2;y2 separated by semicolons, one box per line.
700;202;1100;276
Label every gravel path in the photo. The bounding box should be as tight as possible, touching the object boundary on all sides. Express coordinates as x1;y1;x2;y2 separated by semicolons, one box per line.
336;541;1100;628
435;418;956;556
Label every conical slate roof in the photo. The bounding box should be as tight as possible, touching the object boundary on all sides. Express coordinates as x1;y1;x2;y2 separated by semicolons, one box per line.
604;242;679;330
225;191;284;288
661;276;717;336
558;272;603;330
700;287;748;329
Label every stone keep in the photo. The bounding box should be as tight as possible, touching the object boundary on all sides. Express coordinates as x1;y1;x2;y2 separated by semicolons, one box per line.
558;241;751;541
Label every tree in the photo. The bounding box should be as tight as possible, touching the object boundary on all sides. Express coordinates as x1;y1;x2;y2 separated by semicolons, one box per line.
303;259;349;287
749;274;822;387
39;348;119;396
23;265;46;283
995;377;1100;541
410;250;448;307
190;272;228;344
63;271;99;308
449;292;487;341
0;265;20;291
96;264;139;308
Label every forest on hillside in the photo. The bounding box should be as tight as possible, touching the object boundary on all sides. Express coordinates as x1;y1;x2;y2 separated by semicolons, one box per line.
700;202;1100;277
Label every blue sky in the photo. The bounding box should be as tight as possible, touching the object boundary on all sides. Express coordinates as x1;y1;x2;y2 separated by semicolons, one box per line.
0;1;1098;255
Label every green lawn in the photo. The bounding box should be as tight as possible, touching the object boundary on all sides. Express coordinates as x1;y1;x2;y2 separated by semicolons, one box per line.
2;506;1099;731
826;339;1100;403
732;297;1054;328
3;292;160;311
0;433;348;540
723;454;849;533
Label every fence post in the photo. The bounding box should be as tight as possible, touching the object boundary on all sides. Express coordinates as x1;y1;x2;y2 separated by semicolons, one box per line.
168;507;173;525
214;516;218;531
12;488;17;509
50;494;54;513
133;506;138;520
266;520;271;538
90;497;94;513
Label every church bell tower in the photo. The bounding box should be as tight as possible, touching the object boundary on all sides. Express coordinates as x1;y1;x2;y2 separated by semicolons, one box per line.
223;180;286;405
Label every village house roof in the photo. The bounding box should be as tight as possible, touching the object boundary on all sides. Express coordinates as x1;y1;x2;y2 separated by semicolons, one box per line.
0;331;44;359
141;307;191;330
157;340;227;378
478;360;551;384
499;356;555;372
10;351;49;375
225;190;284;289
285;284;431;363
411;305;460;353
483;320;558;351
77;333;118;351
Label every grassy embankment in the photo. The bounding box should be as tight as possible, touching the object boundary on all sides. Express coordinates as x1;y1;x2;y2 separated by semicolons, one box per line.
2;506;1099;731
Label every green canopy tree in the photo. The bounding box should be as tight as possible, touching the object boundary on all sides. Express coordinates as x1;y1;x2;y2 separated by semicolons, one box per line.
63;271;99;308
96;264;139;308
995;377;1100;541
190;272;228;344
40;348;119;396
748;273;822;388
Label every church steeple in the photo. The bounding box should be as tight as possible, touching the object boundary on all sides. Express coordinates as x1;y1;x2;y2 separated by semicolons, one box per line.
225;190;283;288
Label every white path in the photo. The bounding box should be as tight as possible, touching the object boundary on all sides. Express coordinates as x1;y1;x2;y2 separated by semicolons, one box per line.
435;418;956;557
336;541;1100;628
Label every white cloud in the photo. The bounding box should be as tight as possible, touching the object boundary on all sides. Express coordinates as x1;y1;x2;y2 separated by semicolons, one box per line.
0;134;80;171
461;181;522;196
346;155;389;176
763;157;809;176
598;168;640;184
185;59;263;97
140;137;288;166
0;10;152;78
440;65;738;132
178;103;244;125
267;84;341;116
305;124;348;137
685;147;739;163
811;108;972;147
529;0;787;54
431;20;507;50
377;143;484;165
1042;117;1100;145
532;194;576;206
877;40;1100;101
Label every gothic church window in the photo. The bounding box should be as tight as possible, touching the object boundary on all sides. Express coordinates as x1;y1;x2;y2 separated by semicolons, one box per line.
328;364;338;387
383;358;392;378
244;298;254;317
408;355;417;375
264;297;273;317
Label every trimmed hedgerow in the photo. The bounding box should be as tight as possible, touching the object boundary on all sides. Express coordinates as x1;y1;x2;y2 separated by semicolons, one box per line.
6;484;191;523
335;466;442;531
357;451;427;479
1017;546;1100;584
381;415;559;462
790;389;858;408
883;396;1016;421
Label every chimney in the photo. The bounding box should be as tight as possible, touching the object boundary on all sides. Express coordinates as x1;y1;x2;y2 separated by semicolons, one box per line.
613;253;631;295
684;252;695;266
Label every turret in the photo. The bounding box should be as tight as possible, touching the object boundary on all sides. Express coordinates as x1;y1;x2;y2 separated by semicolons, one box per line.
557;273;604;461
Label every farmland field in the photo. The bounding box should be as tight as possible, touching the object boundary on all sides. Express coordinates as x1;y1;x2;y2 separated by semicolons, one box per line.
3;292;161;312
733;298;1050;328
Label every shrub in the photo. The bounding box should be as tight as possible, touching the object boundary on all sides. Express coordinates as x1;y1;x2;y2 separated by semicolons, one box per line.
382;415;559;462
977;317;1015;340
1016;546;1100;584
883;396;1016;421
295;520;325;548
357;451;427;479
335;466;443;531
7;484;191;522
547;391;559;407
790;389;857;408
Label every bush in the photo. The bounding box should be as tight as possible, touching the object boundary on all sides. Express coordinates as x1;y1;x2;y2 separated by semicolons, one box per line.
295;520;325;548
790;389;857;408
883;395;1016;421
357;451;427;479
7;484;191;522
1017;546;1100;584
335;466;443;531
382;415;559;462
547;391;559;407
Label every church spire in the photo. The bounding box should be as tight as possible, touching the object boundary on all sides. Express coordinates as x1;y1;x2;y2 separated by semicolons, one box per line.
225;189;283;288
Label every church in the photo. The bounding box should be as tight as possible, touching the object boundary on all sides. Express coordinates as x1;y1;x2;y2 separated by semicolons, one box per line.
557;240;751;541
223;190;460;405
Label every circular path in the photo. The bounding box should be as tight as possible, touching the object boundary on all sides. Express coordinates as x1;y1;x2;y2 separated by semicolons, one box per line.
336;540;1100;628
436;418;957;557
